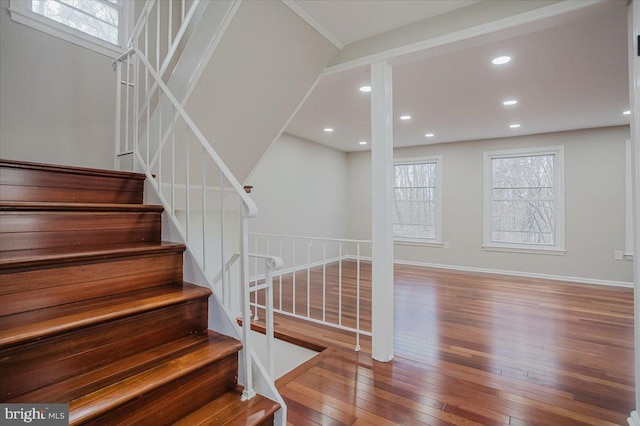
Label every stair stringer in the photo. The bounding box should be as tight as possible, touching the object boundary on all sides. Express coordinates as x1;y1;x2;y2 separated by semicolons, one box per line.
141;167;287;426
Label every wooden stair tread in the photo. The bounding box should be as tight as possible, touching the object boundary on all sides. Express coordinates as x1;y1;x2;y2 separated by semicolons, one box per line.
0;159;146;180
10;333;213;402
239;318;327;353
0;241;185;270
0;201;163;212
0;283;210;348
68;333;242;424
175;387;280;426
1;160;145;204
12;331;239;404
0;160;280;424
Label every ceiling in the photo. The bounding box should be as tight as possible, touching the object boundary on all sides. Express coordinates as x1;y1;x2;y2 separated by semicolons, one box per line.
286;1;630;153
286;0;478;47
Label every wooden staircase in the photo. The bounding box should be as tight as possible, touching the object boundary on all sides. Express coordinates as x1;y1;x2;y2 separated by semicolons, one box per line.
0;159;279;425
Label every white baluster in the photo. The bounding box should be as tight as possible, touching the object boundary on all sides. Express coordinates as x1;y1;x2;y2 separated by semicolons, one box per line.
124;55;130;153
220;170;226;304
279;237;283;311
201;145;206;271
157;91;162;187
265;260;275;379
114;60;122;169
356;243;361;352
292;238;296;315
171;106;176;214
155;1;160;71
322;241;326;323
168;0;173;54
240;214;255;400
185;128;190;241
306;240;311;318
338;242;342;326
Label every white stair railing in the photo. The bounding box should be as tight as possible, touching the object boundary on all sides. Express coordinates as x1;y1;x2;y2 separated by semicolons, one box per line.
213;252;240;312
114;45;259;399
112;2;283;414
129;0;202;83
249;233;372;352
115;0;202;161
247;254;283;379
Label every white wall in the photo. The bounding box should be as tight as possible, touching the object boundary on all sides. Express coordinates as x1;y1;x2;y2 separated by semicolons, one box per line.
247;133;348;239
185;0;338;184
245;133;350;275
348;126;633;284
0;0;117;169
248;330;317;379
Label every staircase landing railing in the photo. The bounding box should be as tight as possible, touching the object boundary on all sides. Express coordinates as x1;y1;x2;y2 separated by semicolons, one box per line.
249;233;372;352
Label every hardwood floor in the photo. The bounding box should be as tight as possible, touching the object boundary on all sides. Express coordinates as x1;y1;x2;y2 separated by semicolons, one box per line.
261;261;634;425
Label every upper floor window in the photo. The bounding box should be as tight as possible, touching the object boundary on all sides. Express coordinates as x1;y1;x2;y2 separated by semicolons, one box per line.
483;146;565;254
31;0;121;45
9;0;131;57
393;157;442;244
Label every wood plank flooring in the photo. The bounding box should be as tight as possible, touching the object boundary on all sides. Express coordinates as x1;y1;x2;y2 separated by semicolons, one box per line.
260;261;634;425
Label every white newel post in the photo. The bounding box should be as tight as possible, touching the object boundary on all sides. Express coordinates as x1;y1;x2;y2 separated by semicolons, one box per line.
631;1;640;425
371;60;394;362
239;211;256;401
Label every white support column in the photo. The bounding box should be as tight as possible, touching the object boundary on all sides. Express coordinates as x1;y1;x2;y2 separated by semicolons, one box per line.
630;1;640;425
370;60;394;362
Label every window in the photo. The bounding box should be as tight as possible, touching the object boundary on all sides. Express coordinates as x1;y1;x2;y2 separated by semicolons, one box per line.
9;0;131;57
483;147;565;253
393;157;442;244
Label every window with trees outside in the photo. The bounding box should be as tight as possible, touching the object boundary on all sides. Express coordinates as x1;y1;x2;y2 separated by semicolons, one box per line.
9;0;129;56
393;157;442;243
483;146;565;253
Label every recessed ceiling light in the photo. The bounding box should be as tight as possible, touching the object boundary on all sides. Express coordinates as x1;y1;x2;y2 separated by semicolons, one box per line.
503;100;518;106
623;110;631;115
509;124;521;128
399;115;411;120
359;141;368;145
492;56;511;65
359;86;371;93
424;133;435;138
324;128;334;132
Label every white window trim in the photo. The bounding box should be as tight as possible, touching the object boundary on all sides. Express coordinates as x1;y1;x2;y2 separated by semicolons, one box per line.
395;240;444;248
625;139;634;260
8;0;134;58
393;155;443;245
483;146;565;254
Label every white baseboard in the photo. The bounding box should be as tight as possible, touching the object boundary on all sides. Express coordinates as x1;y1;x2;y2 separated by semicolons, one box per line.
257;255;632;288
340;255;633;288
628;411;640;426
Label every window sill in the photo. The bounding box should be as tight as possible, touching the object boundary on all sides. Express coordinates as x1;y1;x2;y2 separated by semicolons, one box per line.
8;7;124;59
483;245;566;256
395;239;443;248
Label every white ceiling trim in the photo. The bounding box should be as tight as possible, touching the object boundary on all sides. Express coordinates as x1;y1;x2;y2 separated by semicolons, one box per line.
323;0;605;76
281;0;344;49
